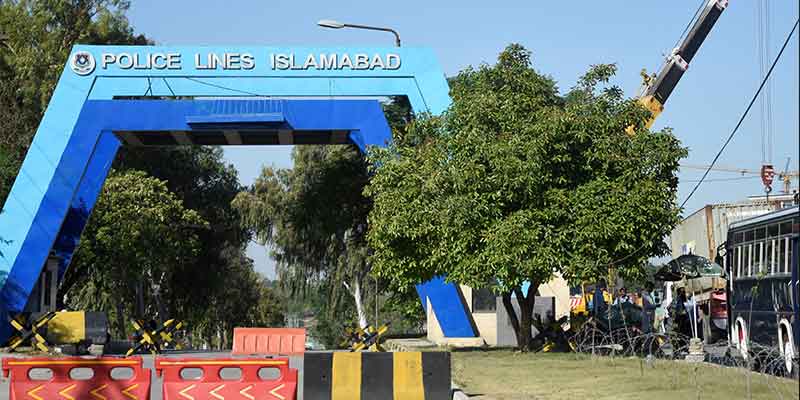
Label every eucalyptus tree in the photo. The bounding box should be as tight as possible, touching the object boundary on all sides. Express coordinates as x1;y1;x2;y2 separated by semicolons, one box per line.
234;144;374;328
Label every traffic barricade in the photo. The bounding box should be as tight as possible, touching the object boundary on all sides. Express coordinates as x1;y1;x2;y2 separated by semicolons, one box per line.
2;356;150;400
231;327;306;356
303;351;451;400
7;312;56;352
340;324;389;352
155;357;297;400
127;318;187;356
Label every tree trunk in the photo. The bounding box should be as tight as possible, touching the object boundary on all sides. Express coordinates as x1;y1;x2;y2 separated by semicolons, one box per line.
352;280;368;329
514;287;534;351
501;291;520;339
153;272;168;323
115;301;126;339
135;281;145;319
222;323;229;350
502;284;538;351
343;278;369;329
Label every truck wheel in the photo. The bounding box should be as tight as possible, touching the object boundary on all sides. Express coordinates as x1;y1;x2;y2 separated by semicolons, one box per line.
88;344;105;356
778;321;796;376
736;317;749;360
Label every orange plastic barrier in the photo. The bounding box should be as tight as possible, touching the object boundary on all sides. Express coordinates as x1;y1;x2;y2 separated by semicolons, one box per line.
231;327;306;356
156;357;297;400
1;356;150;400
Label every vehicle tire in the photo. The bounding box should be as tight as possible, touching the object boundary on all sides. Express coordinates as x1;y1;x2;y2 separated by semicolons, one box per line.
735;317;749;360
778;320;796;376
88;344;105;356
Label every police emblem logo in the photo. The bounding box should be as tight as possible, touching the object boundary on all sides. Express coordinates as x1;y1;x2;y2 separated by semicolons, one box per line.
70;51;96;75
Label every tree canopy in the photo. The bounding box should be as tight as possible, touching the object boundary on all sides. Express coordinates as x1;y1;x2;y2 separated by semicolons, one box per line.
233;145;374;332
234;136;426;347
0;0;149;200
365;44;687;349
67;169;206;336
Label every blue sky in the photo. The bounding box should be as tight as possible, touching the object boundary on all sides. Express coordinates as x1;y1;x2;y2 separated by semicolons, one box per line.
127;0;799;278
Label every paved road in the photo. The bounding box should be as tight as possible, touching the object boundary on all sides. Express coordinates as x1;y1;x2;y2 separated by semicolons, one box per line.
0;351;306;400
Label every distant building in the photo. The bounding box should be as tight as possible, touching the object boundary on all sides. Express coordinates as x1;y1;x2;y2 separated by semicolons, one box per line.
670;193;797;260
425;279;568;347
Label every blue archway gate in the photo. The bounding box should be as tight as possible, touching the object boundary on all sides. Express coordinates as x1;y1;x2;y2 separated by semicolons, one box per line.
0;45;475;342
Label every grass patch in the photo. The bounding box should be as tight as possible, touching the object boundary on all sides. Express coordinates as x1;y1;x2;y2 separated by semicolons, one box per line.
451;350;799;400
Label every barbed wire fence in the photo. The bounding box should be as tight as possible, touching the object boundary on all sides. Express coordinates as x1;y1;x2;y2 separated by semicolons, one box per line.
567;323;798;399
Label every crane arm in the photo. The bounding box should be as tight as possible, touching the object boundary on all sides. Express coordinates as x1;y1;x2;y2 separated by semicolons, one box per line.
637;0;728;129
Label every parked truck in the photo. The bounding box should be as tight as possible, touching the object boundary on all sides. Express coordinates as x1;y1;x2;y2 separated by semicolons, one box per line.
669;199;787;343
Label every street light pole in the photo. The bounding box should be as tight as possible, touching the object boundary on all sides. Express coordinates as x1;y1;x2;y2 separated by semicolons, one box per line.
317;19;401;47
317;18;399;327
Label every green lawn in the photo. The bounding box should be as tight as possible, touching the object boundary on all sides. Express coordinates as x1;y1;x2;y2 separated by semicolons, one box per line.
451;350;799;400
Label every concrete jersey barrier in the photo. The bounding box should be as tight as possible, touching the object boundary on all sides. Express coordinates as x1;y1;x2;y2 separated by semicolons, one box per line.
303;351;451;400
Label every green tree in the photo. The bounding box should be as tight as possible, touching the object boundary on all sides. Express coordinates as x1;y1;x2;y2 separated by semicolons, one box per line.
192;245;285;349
115;147;251;333
234;145;374;329
62;146;282;347
0;0;149;201
366;44;686;350
67;170;206;337
1;1;286;346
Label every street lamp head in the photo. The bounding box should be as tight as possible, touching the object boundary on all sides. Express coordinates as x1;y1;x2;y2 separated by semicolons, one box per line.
316;20;401;47
317;19;345;29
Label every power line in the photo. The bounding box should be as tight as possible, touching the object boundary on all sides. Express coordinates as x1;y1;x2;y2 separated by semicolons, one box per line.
184;77;261;96
608;17;799;268
679;17;799;209
673;0;709;51
681;176;760;183
163;78;176;97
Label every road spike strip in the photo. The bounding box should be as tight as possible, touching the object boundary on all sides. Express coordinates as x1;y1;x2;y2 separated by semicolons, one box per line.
58;383;76;400
210;384;225;400
239;385;255;400
179;384;196;400
26;384;45;400
90;384;108;400
269;383;286;400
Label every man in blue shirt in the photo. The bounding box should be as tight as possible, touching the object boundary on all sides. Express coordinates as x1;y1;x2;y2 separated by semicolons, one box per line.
640;282;657;334
593;279;608;316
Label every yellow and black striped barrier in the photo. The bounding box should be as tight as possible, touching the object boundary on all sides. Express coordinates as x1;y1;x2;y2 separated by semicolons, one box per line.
126;318;186;356
341;324;390;352
7;312;55;352
304;351;451;400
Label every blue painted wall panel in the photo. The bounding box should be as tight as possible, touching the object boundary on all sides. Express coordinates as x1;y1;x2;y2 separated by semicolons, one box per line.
53;131;122;280
417;277;476;337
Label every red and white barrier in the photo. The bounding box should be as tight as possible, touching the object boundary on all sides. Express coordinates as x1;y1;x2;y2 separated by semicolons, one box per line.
155;357;297;400
2;356;151;400
231;328;306;356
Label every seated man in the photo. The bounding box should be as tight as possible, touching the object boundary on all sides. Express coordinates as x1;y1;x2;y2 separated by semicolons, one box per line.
613;287;632;306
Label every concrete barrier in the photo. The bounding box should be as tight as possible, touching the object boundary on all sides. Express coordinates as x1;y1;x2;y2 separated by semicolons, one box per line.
303;352;451;400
